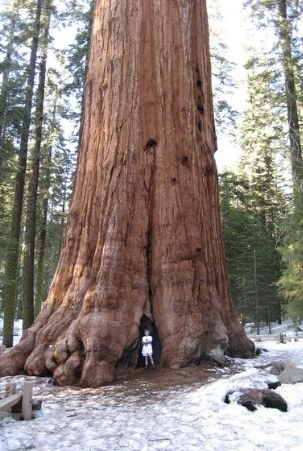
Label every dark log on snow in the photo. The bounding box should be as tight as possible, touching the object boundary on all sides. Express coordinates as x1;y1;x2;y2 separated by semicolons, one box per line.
224;388;288;412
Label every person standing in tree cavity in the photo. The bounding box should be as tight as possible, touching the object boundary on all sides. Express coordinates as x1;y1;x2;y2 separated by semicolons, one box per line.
142;329;155;368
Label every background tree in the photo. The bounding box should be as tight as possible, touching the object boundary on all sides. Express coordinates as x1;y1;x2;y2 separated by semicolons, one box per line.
22;0;53;330
243;0;303;324
0;0;90;334
2;0;43;346
278;193;303;321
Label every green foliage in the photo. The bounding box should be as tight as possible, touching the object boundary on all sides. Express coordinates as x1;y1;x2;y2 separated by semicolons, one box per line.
241;1;303;325
208;0;238;137
220;171;284;324
0;0;92;321
278;189;303;320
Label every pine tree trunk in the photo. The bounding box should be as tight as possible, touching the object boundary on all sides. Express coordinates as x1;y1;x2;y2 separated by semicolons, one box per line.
22;0;52;330
35;143;52;317
278;0;302;188
2;0;43;347
35;87;60;315
0;0;254;385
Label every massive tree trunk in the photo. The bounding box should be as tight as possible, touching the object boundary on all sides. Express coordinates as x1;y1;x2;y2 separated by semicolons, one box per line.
0;0;254;386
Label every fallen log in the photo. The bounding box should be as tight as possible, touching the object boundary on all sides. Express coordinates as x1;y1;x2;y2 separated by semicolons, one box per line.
224;388;287;412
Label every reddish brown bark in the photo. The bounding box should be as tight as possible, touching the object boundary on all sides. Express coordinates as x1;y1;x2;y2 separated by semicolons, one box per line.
0;0;254;387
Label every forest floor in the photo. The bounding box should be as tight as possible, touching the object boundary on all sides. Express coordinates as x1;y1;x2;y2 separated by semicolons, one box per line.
1;325;303;450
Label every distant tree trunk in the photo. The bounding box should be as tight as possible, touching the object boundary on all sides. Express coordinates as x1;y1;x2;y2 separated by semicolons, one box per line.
59;181;67;248
2;0;43;347
0;0;254;385
35;143;52;317
277;0;302;189
22;0;52;330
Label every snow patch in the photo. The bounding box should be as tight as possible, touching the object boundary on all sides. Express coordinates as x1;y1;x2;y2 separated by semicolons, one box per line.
1;340;303;450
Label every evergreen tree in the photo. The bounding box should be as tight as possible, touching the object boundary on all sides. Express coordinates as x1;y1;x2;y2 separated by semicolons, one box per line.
33;0;92;316
243;0;303;323
22;0;53;329
278;191;303;321
0;0;31;293
219;170;285;328
2;0;43;345
208;0;238;137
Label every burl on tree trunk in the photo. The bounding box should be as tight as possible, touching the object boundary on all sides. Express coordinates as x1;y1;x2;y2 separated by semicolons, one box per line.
0;0;254;386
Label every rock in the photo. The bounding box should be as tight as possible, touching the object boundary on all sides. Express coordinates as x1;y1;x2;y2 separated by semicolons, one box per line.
208;346;226;366
269;360;288;375
267;381;281;390
224;388;287;412
240;400;257;412
279;366;303;384
255;347;268;355
269;361;303;384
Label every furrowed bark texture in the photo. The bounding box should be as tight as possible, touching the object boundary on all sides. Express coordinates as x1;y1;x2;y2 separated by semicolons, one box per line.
0;0;254;386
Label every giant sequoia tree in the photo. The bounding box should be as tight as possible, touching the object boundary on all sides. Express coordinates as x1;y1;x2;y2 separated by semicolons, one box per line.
0;0;254;387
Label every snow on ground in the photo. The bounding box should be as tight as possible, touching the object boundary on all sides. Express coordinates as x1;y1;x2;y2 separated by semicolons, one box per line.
0;319;22;347
1;340;303;451
244;320;303;337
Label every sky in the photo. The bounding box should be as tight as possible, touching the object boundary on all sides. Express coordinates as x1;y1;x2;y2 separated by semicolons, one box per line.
0;0;256;173
211;0;247;172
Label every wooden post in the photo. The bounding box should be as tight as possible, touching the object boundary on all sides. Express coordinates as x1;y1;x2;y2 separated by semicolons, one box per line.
5;382;17;397
280;333;286;344
21;381;33;421
4;382;16;413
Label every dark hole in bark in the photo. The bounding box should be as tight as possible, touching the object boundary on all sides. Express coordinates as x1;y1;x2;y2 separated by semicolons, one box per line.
181;155;190;167
205;164;214;175
144;138;158;150
197;103;204;113
75;340;85;379
136;314;162;367
196;79;202;88
171;177;177;185
197;121;202;132
196;247;202;252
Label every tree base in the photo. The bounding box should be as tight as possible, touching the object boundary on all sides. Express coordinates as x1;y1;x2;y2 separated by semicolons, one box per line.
0;317;255;387
0;0;256;387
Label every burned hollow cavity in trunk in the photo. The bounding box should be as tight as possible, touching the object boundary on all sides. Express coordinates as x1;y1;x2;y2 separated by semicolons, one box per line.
136;314;162;367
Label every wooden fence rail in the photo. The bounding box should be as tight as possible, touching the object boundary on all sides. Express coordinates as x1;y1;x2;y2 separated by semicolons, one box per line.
251;333;302;343
0;382;41;421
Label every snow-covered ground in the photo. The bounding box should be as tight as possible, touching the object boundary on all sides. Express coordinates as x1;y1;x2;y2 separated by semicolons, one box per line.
1;339;303;451
0;319;22;347
244;319;303;337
